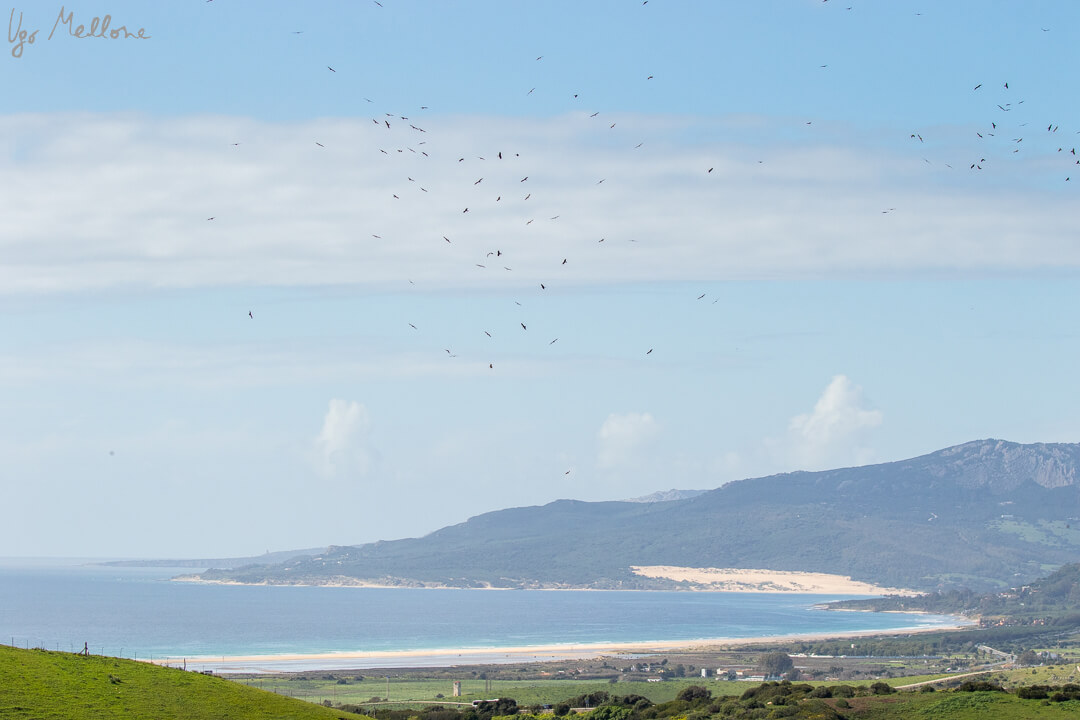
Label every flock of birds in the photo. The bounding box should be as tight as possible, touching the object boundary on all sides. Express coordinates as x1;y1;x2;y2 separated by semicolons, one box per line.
214;4;698;371
201;3;1073;381
909;81;1077;180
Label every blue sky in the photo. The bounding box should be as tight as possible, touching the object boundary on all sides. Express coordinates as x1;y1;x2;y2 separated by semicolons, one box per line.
3;1;1080;558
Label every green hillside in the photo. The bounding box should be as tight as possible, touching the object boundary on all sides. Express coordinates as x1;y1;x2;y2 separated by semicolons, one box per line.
829;561;1080;620
195;439;1080;592
0;645;365;720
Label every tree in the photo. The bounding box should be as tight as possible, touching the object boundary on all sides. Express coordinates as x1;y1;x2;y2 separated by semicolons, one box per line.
758;652;794;677
1017;650;1041;667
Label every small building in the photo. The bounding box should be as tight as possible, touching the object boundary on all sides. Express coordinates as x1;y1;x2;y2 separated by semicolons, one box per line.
452;681;462;697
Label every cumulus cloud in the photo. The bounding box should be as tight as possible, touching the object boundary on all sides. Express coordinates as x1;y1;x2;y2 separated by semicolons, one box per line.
597;411;660;469
788;375;883;471
313;398;371;478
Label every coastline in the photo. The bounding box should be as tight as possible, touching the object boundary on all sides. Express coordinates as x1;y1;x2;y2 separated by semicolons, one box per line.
150;619;976;674
174;566;922;596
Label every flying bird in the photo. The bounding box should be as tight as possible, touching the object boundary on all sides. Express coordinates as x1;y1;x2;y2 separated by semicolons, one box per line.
327;66;336;72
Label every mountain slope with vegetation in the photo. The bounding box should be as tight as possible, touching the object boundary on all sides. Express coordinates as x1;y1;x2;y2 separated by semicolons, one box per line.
828;561;1080;620
193;439;1080;592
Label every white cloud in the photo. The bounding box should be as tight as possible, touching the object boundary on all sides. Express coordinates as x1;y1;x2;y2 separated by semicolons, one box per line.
787;375;883;471
597;411;660;469
313;398;371;478
2;112;1079;296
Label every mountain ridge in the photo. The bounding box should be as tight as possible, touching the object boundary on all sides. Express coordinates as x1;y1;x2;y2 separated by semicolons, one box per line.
191;439;1080;592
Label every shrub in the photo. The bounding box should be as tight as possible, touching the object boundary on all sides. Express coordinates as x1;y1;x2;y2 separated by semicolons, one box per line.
1017;685;1050;700
870;681;895;695
675;686;711;702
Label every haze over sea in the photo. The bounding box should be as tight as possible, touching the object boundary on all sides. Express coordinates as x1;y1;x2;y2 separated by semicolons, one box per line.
1;560;961;673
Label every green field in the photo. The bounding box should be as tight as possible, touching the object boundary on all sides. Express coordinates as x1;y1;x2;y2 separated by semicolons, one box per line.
237;676;743;707
235;672;1010;708
0;645;368;719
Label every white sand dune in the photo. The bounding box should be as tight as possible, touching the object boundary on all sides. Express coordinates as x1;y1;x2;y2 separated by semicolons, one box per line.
630;566;917;595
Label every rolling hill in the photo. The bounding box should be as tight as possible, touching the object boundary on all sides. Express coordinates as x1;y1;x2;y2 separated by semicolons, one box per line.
0;645;363;720
192;439;1080;592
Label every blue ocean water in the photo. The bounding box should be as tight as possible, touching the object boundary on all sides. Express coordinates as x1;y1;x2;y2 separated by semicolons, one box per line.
0;560;961;668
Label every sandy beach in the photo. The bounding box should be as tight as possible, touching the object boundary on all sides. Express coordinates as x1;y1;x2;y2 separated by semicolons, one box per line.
149;620;974;674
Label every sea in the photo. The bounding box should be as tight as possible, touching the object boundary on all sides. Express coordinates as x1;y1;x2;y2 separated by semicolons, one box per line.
0;559;963;672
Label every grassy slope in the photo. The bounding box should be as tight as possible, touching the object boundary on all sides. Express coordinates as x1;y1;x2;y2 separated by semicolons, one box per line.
0;645;365;720
851;692;1080;719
